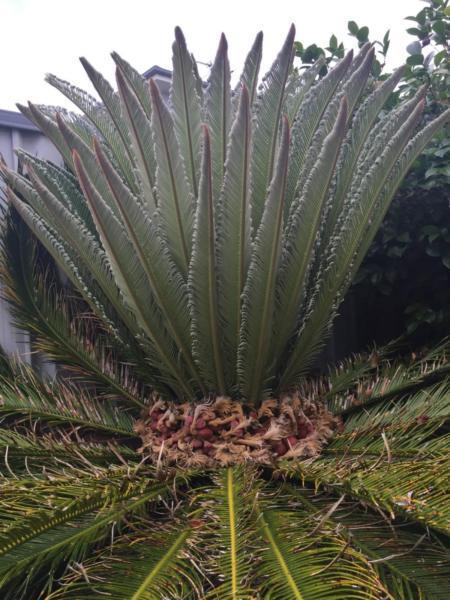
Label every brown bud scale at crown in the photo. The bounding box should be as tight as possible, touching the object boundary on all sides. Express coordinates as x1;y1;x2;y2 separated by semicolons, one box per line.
135;393;340;468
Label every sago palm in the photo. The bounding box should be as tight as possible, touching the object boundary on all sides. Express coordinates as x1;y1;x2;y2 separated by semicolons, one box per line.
0;24;449;599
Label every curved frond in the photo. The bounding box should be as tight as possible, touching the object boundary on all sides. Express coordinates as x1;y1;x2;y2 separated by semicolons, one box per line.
44;72;137;190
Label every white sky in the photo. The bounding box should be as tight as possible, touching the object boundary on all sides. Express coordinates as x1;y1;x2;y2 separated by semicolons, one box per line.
1;0;423;112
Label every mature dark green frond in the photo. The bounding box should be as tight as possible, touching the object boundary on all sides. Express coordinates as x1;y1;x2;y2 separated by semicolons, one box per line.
0;478;173;598
254;487;386;599
334;341;450;415
49;521;201;599
203;467;258;598
282;445;450;534
0;428;137;475
286;487;450;600
0;363;136;437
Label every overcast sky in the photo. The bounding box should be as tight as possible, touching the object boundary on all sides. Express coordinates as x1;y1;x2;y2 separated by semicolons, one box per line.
1;0;423;112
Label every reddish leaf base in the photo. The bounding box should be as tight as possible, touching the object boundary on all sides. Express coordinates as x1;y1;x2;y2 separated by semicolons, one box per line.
135;394;341;467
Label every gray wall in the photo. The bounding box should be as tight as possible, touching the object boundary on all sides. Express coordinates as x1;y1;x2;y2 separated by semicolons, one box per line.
0;110;61;361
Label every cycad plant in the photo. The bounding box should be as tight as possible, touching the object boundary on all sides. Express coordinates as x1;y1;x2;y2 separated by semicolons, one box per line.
0;25;449;598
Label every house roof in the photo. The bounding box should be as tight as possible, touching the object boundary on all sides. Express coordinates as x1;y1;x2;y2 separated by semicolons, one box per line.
142;65;172;80
0;109;38;132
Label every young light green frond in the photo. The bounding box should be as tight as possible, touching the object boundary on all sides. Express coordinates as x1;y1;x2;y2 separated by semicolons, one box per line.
322;65;406;240
16;102;73;166
233;31;263;108
150;78;194;277
56;113;125;219
5;190;116;329
111;51;153;120
216;86;252;387
49;523;200;599
349;106;450;275
249;24;295;232
171;26;202;197
93;138;205;394
116;69;157;215
189;126;225;393
4;163;174;396
289;48;374;224
205;33;232;204
7;160;138;339
274;97;348;374
284;56;325;127
79;56;132;155
279;98;427;388
204;466;259;599
45;72;137;190
191;52;204;101
73;150;194;398
284;50;353;218
239;117;290;404
356;85;427;177
17;150;97;236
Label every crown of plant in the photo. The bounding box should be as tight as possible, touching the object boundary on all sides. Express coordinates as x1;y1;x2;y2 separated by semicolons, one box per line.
2;25;449;407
